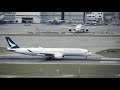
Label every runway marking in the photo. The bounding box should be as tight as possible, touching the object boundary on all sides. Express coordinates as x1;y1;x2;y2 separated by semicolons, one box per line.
0;74;77;78
1;62;120;65
115;74;120;77
0;75;18;78
100;61;118;63
101;58;120;60
1;74;119;78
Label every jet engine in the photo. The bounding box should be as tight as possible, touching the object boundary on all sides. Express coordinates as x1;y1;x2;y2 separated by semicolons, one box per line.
69;29;72;31
54;53;64;59
86;29;88;32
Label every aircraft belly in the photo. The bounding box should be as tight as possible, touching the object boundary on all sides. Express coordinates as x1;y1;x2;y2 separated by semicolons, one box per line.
63;52;84;56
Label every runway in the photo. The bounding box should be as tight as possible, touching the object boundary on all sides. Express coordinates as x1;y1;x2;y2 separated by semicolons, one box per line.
0;24;120;55
0;24;120;65
0;24;120;78
0;56;120;65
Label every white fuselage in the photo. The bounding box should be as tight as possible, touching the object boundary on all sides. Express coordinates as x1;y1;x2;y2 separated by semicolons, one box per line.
75;24;88;32
6;37;93;59
70;24;88;33
8;47;93;59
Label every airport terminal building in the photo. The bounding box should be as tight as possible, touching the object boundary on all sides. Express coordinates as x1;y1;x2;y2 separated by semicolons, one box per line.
15;12;41;23
3;12;41;24
4;12;15;23
85;12;104;24
40;12;84;23
3;12;84;24
2;12;120;24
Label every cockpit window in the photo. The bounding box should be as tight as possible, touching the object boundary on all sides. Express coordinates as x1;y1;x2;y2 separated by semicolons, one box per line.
88;51;90;52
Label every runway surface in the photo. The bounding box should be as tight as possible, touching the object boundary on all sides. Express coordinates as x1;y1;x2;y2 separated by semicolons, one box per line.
0;24;120;34
1;35;120;53
0;24;120;54
0;56;120;65
0;24;120;65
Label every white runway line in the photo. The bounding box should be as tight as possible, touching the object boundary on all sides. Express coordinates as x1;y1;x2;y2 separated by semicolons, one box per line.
101;58;120;60
0;60;120;65
100;61;119;63
0;75;18;78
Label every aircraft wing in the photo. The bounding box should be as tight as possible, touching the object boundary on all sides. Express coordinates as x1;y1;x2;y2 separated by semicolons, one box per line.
57;25;74;29
38;52;54;56
85;26;97;29
27;49;63;59
27;49;54;56
57;25;97;29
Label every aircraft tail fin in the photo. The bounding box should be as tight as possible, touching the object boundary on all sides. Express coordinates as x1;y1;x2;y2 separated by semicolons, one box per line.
5;37;20;48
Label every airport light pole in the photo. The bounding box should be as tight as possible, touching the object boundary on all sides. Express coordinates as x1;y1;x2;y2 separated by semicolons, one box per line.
61;12;64;20
83;12;86;24
119;12;120;24
69;12;71;23
78;65;80;76
53;12;54;19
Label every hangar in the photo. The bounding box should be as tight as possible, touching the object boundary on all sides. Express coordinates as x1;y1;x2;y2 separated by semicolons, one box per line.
2;12;120;24
40;12;84;23
1;12;84;24
15;12;41;24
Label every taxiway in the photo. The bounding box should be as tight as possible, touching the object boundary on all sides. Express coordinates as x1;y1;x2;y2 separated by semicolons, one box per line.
0;56;120;65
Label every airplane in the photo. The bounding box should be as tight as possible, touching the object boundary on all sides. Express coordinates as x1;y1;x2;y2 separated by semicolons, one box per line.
0;15;5;21
0;15;6;24
61;23;95;33
68;24;89;33
48;17;65;24
5;37;93;59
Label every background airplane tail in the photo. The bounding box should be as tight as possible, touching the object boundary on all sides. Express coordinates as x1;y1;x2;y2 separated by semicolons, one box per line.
5;37;20;48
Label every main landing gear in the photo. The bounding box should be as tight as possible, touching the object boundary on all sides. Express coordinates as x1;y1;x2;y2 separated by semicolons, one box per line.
46;56;55;60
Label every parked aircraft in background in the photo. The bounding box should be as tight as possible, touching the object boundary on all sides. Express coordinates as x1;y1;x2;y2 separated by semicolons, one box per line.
61;23;95;33
69;24;89;33
48;17;65;24
0;15;5;21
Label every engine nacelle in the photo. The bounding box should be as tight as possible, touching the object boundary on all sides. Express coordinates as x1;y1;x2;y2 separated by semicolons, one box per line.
69;29;72;31
86;29;88;32
54;53;64;59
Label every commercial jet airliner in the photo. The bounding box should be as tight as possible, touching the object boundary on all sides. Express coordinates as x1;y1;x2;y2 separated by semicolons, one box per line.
69;24;89;33
48;17;65;24
5;37;93;59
